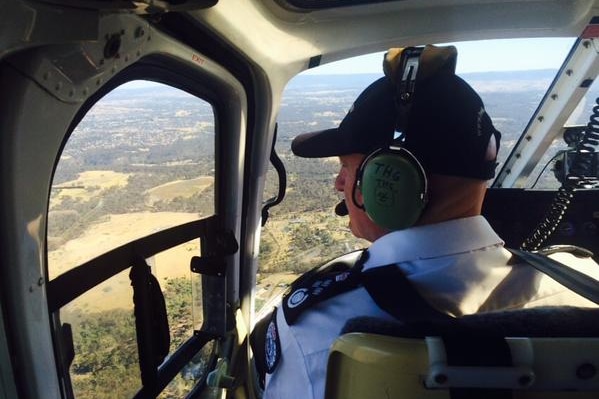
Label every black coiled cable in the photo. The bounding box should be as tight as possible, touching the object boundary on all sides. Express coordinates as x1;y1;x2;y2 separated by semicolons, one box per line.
521;97;599;251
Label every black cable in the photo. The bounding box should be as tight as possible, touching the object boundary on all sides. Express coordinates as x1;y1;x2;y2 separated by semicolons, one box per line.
529;150;565;189
521;97;599;251
261;124;288;226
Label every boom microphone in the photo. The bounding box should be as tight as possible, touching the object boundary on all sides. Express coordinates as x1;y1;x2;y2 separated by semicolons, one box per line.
334;200;349;216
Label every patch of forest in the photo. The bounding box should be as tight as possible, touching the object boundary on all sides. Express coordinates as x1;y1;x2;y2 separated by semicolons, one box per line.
66;277;213;398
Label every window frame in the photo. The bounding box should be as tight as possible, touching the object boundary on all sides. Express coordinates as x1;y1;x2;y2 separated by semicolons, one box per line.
47;56;246;398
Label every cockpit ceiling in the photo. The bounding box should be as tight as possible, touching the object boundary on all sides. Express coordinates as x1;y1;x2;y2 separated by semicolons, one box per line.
12;1;599;85
182;0;599;81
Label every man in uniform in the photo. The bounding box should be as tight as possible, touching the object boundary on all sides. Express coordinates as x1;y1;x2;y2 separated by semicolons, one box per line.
257;46;599;399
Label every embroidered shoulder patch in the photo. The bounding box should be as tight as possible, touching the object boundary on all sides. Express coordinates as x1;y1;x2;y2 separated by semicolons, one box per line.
265;307;281;374
282;250;367;325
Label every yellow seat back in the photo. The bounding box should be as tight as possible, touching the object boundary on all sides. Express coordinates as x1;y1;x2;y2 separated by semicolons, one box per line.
326;333;445;399
325;332;599;399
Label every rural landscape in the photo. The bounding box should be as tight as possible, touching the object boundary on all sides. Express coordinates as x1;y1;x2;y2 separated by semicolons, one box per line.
46;69;593;397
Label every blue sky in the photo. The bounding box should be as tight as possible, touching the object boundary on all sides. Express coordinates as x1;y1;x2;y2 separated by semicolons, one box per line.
122;38;577;89
304;38;577;75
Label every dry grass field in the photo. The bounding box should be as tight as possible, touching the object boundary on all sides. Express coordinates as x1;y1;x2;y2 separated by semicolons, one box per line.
47;168;363;313
51;170;130;207
48;171;217;312
48;212;200;312
145;176;214;205
47;209;361;313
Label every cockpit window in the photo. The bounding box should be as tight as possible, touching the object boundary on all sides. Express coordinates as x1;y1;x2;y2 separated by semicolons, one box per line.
49;82;215;274
525;75;599;189
258;76;373;311
257;38;578;312
48;81;216;397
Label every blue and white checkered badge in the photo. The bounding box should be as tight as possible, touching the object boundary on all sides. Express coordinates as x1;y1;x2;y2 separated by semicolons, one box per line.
265;308;281;373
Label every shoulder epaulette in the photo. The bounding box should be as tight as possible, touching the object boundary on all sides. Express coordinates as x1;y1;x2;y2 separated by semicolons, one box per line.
282;249;366;325
249;249;367;383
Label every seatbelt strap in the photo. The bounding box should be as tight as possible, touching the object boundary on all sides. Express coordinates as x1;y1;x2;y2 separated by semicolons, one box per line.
509;248;599;305
361;264;513;399
361;264;451;322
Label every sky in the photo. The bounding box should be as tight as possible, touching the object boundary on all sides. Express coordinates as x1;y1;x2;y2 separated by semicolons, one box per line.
121;37;577;89
303;38;577;75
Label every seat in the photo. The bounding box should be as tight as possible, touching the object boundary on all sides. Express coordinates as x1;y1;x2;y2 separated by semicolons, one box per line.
325;307;599;399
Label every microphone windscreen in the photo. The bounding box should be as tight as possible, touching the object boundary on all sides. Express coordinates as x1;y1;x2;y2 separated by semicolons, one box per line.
335;200;348;216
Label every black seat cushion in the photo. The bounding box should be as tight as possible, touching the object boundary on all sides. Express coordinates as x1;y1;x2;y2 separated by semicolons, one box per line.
342;306;599;338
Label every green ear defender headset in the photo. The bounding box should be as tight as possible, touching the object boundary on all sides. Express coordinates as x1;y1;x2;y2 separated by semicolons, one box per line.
351;46;428;231
353;145;427;230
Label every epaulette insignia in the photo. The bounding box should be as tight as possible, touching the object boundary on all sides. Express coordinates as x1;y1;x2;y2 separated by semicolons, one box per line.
282;250;367;325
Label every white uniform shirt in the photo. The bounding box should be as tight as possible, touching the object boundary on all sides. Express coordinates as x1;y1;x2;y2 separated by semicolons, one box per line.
263;216;599;399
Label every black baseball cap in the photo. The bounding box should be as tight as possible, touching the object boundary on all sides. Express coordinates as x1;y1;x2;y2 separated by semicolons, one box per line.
291;63;501;180
291;77;397;158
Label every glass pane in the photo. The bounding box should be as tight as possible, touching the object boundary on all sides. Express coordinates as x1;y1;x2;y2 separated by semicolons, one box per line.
155;240;211;397
524;74;599;188
159;341;215;398
48;81;217;397
48;81;215;278
256;38;576;313
467;70;558;172
62;241;211;398
62;268;141;398
257;78;371;312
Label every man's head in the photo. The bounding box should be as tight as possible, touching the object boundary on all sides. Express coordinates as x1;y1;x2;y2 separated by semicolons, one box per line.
291;46;501;241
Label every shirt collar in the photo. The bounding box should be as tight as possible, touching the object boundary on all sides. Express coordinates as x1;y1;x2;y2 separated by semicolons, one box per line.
362;216;504;271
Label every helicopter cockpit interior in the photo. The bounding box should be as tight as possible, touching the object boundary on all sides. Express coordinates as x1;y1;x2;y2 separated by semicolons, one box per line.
1;1;599;398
